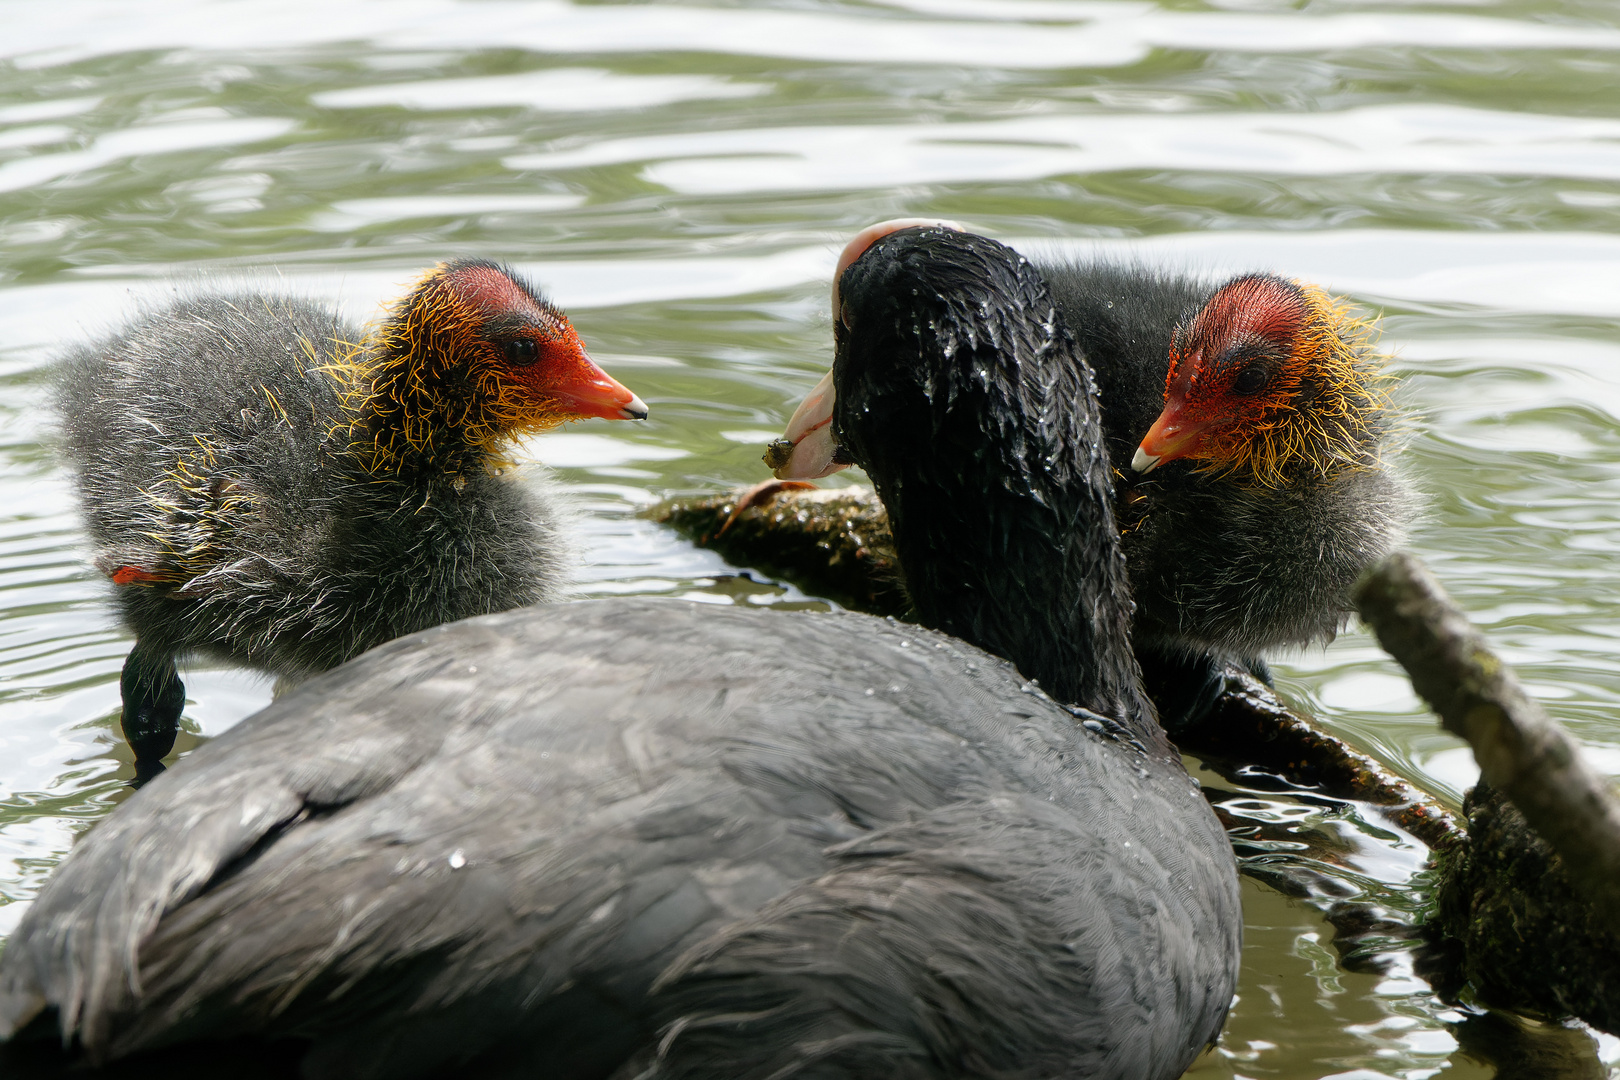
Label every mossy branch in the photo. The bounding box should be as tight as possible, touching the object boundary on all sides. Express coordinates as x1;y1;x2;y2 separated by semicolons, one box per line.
1354;551;1620;930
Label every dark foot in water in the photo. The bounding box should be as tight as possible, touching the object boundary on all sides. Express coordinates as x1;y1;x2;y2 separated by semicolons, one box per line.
132;756;168;786
1136;648;1276;733
120;645;185;786
1136;648;1232;734
1246;656;1275;687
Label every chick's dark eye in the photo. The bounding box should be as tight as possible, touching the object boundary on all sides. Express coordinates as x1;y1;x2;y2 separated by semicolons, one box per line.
1231;364;1269;395
503;338;539;367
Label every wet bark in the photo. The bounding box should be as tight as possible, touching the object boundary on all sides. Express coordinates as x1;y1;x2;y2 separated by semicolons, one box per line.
1356;552;1620;1032
1354;551;1620;923
654;485;907;616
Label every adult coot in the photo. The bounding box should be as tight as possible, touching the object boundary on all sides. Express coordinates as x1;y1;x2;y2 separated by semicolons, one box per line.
778;221;1412;725
0;228;1239;1078
56;260;646;776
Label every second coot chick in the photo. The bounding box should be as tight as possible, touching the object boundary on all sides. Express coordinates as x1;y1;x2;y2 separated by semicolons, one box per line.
1043;262;1411;660
57;259;646;774
0;226;1238;1080
779;222;1412;725
1048;262;1413;725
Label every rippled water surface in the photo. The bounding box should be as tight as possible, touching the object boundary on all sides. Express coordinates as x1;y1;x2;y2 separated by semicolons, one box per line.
5;1;1620;1075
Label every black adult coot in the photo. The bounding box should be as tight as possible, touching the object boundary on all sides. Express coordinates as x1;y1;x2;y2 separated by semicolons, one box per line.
777;220;1411;725
56;259;647;776
0;228;1240;1079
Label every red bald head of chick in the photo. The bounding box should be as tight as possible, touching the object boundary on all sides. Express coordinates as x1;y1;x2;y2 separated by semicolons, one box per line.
1132;274;1390;488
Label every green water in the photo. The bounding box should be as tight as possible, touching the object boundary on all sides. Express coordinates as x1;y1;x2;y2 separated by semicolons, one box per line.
4;1;1620;1074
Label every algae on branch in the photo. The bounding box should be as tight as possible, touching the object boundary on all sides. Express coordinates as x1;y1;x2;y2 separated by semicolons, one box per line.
649;485;907;616
1357;552;1620;1036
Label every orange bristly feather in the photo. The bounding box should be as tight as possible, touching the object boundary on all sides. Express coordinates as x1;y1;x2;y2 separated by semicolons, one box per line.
1192;283;1392;489
111;565;174;586
322;263;579;476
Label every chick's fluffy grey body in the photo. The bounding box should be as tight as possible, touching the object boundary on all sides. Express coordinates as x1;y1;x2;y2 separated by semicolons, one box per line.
56;292;568;681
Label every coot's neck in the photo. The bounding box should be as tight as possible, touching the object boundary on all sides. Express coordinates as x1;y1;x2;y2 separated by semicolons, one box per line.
339;307;498;479
835;229;1162;749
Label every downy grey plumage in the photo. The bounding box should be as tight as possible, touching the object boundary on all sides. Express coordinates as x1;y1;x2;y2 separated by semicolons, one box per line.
55;260;645;772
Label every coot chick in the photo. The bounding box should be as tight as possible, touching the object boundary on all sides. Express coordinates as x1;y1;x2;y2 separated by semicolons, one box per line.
0;228;1239;1079
1047;264;1409;660
1055;263;1412;725
56;260;646;776
779;222;1411;725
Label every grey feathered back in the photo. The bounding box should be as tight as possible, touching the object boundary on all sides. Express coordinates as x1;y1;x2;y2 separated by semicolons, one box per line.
0;602;1239;1080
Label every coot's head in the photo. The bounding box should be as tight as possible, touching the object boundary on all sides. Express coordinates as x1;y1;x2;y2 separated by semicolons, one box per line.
769;221;1148;726
350;259;646;471
766;219;965;482
1131;273;1389;487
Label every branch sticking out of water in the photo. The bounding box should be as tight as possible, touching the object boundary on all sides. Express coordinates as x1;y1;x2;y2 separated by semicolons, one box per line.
1354;551;1620;932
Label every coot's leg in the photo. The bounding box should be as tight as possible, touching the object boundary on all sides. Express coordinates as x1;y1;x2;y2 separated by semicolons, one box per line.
1135;647;1229;734
119;643;184;785
1139;651;1278;734
1245;657;1275;687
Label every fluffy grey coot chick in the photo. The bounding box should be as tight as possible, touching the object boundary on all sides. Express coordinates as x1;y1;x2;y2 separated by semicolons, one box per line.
1041;263;1411;660
1047;262;1414;726
54;259;646;776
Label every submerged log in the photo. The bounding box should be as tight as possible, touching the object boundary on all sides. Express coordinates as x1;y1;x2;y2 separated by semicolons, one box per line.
655;484;907;616
1173;665;1463;852
1356;552;1620;1033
